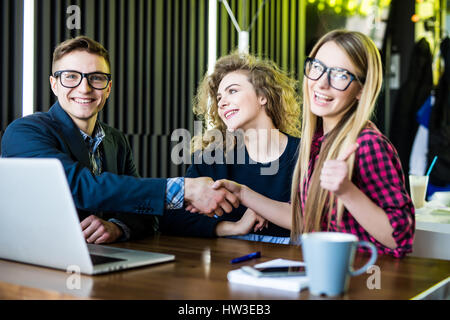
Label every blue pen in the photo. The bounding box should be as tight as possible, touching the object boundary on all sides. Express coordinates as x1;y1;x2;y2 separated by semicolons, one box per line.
230;251;261;264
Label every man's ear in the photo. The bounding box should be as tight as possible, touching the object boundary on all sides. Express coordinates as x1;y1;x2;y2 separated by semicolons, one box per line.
105;79;112;99
49;75;58;97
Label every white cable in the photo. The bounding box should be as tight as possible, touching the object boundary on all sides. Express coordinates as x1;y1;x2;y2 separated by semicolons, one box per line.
248;0;268;32
221;0;241;33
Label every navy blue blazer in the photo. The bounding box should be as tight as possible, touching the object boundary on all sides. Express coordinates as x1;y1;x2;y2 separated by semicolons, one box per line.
1;102;166;239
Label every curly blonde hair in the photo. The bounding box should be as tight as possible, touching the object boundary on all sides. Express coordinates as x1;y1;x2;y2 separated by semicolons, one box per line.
192;52;301;152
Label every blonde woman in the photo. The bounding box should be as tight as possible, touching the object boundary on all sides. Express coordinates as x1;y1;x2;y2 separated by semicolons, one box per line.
159;52;301;244
214;30;415;257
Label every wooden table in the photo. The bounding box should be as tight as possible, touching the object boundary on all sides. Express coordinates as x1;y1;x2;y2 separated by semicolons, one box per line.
0;234;448;300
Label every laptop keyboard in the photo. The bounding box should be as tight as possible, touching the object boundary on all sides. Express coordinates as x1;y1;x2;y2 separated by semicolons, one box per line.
90;254;126;265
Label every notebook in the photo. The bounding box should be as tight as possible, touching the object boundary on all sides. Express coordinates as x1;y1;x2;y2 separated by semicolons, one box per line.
0;158;174;275
227;259;309;292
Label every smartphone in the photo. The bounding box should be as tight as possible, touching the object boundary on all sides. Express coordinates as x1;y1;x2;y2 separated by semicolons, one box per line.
241;265;306;277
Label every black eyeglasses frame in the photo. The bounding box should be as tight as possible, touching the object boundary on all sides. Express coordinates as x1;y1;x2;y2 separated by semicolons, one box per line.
303;57;363;91
52;70;112;90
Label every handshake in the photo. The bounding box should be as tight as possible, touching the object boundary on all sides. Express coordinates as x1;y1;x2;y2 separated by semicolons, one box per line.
184;177;244;217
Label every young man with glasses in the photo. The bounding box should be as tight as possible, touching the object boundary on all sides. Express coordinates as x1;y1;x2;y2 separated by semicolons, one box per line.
1;36;238;244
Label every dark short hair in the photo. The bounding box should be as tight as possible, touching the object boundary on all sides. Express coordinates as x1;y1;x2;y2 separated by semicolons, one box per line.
52;35;111;73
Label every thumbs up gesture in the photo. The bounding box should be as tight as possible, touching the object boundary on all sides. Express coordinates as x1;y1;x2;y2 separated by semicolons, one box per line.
320;143;358;196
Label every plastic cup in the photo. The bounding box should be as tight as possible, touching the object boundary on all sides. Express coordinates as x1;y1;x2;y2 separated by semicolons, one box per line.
409;175;429;209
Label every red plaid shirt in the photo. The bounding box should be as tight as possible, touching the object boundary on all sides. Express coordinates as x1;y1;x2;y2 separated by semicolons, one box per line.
301;121;415;258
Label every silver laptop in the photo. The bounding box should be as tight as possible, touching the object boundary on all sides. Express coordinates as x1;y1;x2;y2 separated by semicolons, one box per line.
0;158;175;275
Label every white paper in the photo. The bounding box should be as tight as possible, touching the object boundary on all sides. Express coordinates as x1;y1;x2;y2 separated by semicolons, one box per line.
227;259;309;292
254;258;305;268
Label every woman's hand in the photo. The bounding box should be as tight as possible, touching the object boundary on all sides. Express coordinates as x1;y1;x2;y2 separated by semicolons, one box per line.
212;179;245;200
215;208;268;236
240;208;269;233
320;143;358;196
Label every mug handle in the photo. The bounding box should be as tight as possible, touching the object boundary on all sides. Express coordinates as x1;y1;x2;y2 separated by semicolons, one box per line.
349;241;378;276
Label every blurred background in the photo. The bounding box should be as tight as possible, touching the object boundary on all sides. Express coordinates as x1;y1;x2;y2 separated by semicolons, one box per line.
1;0;448;195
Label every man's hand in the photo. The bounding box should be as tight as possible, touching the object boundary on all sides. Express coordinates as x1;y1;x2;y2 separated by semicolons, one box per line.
80;215;123;244
184;177;239;217
320;143;358;196
187;179;245;213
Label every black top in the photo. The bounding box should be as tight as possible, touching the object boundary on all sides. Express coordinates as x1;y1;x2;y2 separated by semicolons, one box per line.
159;134;300;238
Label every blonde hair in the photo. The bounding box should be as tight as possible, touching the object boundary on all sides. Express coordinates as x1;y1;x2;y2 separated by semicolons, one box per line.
192;52;301;152
290;30;383;242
